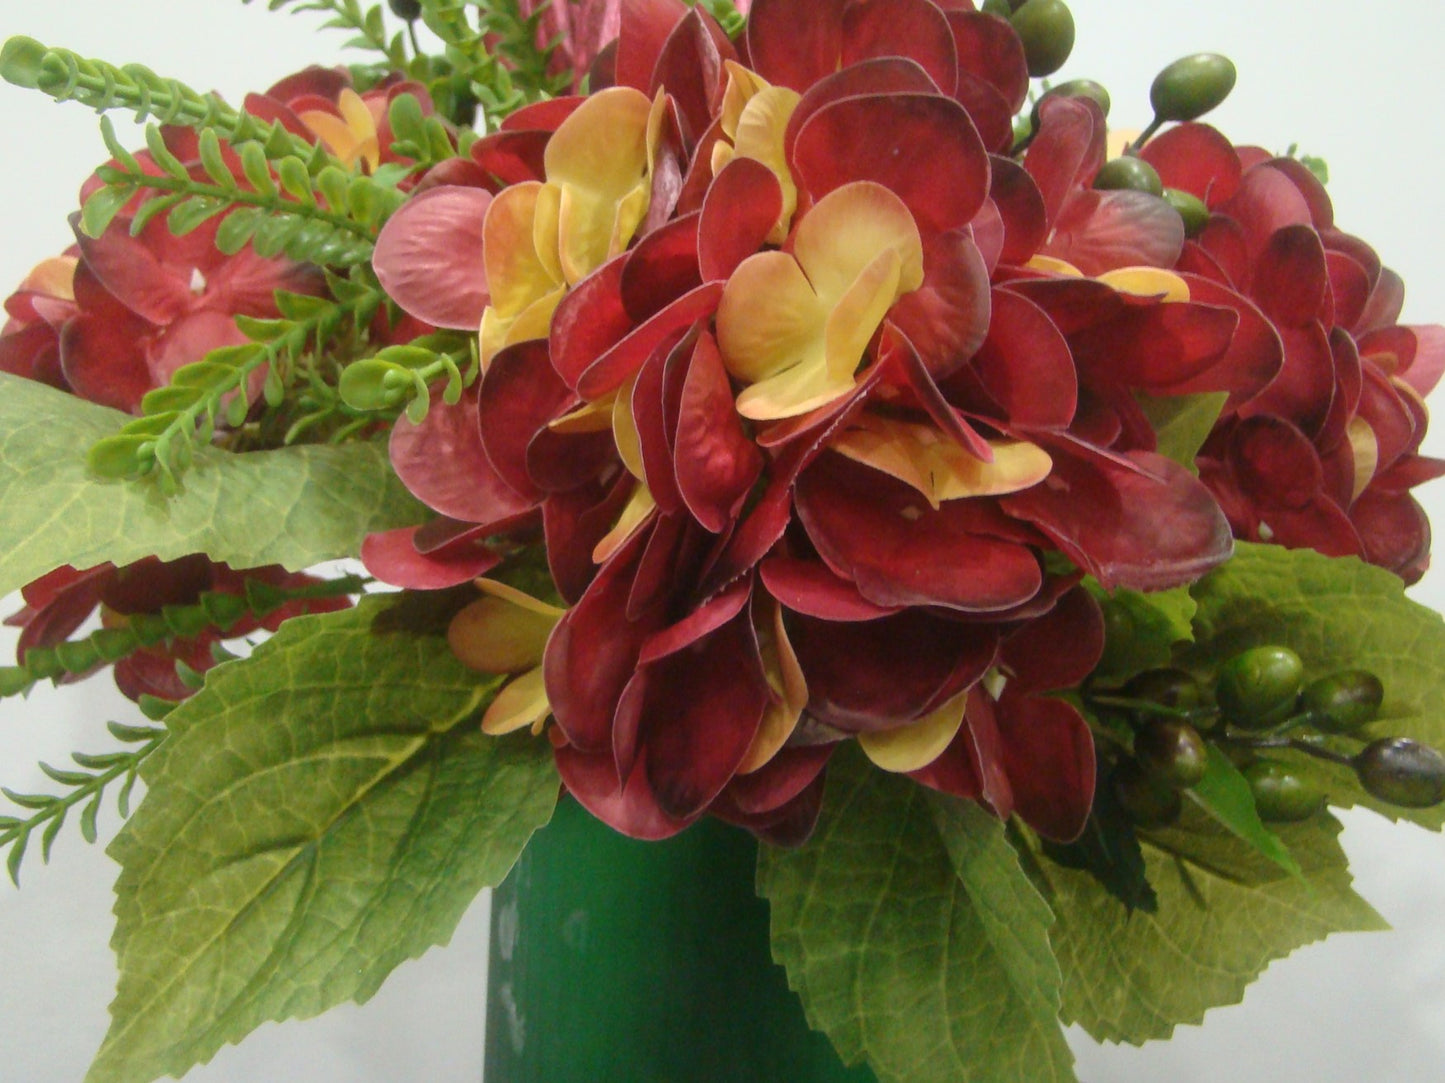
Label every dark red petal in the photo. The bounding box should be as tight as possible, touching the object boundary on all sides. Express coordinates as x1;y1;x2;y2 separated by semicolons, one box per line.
1001;447;1234;591
744;0;847;91
788;608;998;732
632;330;688;514
1162;275;1283;405
1268;157;1334;230
620;211;701;322
1357;266;1406;334
759;555;901;621
550;254;632;390
650;7;733;140
500;97;586;132
1353;489;1431;583
576;283;722;399
1044;189;1185;275
616;0;691;91
1251;224;1329;327
476;339;571;501
910;686;1004;809
1240;323;1336;437
995;692;1095;842
998;585;1102;694
797;452;1043;612
554;740;696;840
1023;95;1102;227
70;217;191;326
59;307;155;413
1326;250;1372;333
963;286;1076;427
372;186;491;329
698;158;783;283
988;156;1048;266
712;770;829;847
722;745;834;817
1224;165;1313;260
888;229;991;380
1071;300;1237;392
468;129;550;187
947;9;1029;110
359;525;501;590
1137;122;1241;207
840;0;957;92
543;472;635;604
950;72;1014;155
791;93;989;234
673;331;764;532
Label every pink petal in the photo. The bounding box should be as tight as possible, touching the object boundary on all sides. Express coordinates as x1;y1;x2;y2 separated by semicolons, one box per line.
359;525;501;590
372;186;492;329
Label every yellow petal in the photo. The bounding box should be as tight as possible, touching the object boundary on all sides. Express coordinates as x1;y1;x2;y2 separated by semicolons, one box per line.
1026;254;1083;277
549;395;616;434
719;61;774;141
734;356;856;421
823;247;903;383
298;110;361;168
592;483;656;564
730;84;801;242
532;182;564;285
1348;416;1379;501
484;183;558;318
612;372;647;482
717;250;829;384
448;595;559;673
1106;129;1142;160
1099;266;1190;302
859;688;968;773
738;602;808;774
792;182;923;306
482;666;552;736
474;578;565;619
21;255;77;301
501;287;564;351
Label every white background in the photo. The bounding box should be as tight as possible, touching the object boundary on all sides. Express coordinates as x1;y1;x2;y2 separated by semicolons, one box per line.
1;2;1443;1081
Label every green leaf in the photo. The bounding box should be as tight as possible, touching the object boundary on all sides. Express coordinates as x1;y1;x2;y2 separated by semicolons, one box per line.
0;373;424;598
1025;808;1385;1045
1186;743;1300;876
88;596;559;1083
758;751;1076;1083
1041;766;1158;914
1134;391;1228;474
80;184;133;238
1184;543;1445;828
1088;582;1196;681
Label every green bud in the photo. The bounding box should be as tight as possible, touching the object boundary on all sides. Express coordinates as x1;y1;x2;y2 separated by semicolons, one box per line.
1163;187;1210;237
0;36;48;90
1150;53;1237;123
1215;645;1304;729
1093;156;1164;197
1244;760;1324;822
1113;758;1182;827
1353;738;1445;808
388;0;423;21
1010;0;1076;78
1134;720;1209;789
1122;667;1205;711
981;0;1014;15
1300;669;1384;734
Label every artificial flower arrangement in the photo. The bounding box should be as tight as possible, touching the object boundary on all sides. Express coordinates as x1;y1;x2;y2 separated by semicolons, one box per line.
2;1;1444;1080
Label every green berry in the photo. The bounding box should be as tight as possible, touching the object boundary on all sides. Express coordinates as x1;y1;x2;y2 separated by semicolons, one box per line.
1094;156;1164;197
1300;670;1384;734
981;0;1015;15
1150;53;1237;123
1113;759;1183;827
1354;738;1445;808
1244;760;1324;822
1122;667;1205;711
388;0;422;18
1134;720;1209;789
1164;187;1210;237
1010;0;1076;78
1215;645;1304;729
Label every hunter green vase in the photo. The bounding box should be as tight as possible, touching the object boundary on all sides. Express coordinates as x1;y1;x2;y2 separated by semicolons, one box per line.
483;795;878;1083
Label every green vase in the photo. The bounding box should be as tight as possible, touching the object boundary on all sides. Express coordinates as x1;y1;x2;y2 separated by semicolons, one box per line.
484;795;878;1083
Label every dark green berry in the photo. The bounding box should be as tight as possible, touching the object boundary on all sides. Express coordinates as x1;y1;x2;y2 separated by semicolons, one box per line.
1354;738;1445;808
1093;156;1164;197
1150;53;1237;123
388;0;423;19
1010;0;1076;78
1113;759;1183;827
1244;760;1325;822
1134;720;1209;789
1164;187;1210;237
981;0;1015;15
1215;645;1304;729
1122;667;1205;711
1300;670;1384;734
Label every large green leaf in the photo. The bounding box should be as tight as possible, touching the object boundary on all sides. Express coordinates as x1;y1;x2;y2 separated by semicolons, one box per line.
1183;542;1445;828
758;752;1076;1083
0;373;423;597
1026;807;1385;1045
87;596;558;1083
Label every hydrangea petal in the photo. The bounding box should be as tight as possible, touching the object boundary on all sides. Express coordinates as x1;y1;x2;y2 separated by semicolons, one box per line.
448;594;559;674
859;688;968;774
372;185;492;329
481;666;552;736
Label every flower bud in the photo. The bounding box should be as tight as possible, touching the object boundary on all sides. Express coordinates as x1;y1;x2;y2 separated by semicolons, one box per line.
388;0;423;19
1163;188;1209;237
1010;0;1076;78
1354;738;1445;808
1244;760;1324;822
1094;156;1164;197
1113;759;1183;827
1150;53;1237;122
1300;670;1384;734
1134;720;1209;788
1215;645;1304;729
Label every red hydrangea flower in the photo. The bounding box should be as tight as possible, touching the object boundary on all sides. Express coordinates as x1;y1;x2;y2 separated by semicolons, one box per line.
369;0;1272;846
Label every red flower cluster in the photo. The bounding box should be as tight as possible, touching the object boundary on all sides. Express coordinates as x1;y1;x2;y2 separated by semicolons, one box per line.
366;0;1360;844
1139;124;1445;582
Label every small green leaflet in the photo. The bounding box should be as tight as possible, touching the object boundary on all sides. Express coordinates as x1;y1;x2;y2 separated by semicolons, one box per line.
758;751;1076;1083
1026;809;1385;1045
1134;390;1228;475
87;596;559;1083
1186;743;1300;877
1088;581;1196;681
0;374;424;598
1184;543;1445;829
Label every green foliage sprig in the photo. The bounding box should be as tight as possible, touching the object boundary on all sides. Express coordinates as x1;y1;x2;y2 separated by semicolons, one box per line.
87;276;387;487
0;573;368;699
248;0;410;68
337;335;477;424
0;722;165;884
0;37;329;165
